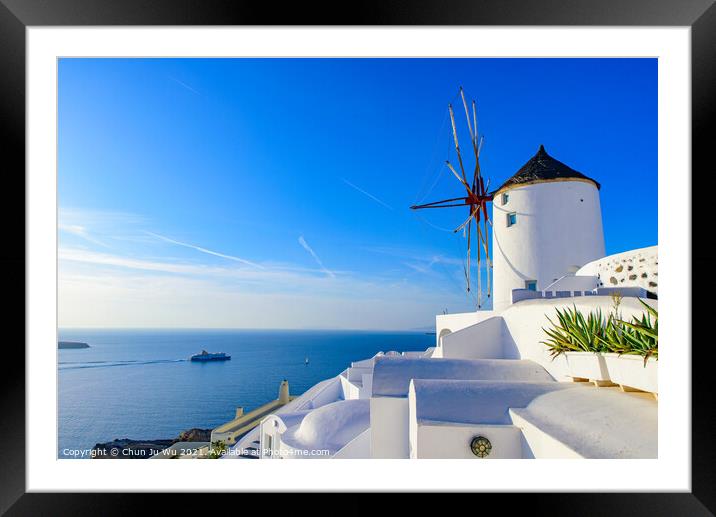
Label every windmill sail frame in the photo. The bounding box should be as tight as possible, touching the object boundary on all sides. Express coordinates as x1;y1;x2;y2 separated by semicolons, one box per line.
410;87;494;308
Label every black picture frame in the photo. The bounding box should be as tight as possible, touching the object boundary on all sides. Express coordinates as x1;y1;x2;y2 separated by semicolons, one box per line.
1;0;712;513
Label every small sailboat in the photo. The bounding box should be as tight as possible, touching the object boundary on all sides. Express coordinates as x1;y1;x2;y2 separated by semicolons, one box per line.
304;356;309;366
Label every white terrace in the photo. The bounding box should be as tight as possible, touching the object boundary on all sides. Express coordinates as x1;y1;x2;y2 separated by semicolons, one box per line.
228;291;657;460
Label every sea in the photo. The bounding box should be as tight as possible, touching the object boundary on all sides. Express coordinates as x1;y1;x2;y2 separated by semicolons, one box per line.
58;329;435;458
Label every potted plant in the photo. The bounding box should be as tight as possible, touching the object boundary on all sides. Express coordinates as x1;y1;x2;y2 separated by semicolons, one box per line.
601;300;658;394
542;306;611;383
207;439;227;459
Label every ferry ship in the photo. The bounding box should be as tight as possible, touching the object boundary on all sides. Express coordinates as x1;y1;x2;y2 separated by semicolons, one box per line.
190;350;231;362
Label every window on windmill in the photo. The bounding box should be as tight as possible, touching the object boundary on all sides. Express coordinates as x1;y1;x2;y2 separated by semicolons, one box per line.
525;280;537;291
502;192;509;205
507;212;517;227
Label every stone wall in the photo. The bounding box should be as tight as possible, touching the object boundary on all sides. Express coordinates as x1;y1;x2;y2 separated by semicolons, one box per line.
576;245;658;296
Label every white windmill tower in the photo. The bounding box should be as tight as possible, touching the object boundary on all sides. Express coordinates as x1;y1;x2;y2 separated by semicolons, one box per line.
491;145;605;310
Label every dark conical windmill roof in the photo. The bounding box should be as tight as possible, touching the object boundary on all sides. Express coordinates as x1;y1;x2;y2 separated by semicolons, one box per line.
494;145;600;194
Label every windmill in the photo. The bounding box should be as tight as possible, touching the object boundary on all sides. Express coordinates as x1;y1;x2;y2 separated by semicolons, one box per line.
410;87;493;308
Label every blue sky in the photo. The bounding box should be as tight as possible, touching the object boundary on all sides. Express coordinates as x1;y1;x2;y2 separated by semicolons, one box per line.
58;58;657;329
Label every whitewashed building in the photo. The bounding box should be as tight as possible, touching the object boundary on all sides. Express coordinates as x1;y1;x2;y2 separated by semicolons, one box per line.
228;146;658;460
491;145;606;311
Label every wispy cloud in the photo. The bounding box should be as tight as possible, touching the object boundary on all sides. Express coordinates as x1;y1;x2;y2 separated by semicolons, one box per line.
362;246;464;268
59;207;147;226
298;236;335;278
59;207;151;248
59;247;344;285
169;76;201;95
56;208;477;328
146;231;264;269
58;245;471;328
403;262;430;274
341;178;393;210
59;223;110;248
59;266;452;330
60;247;206;275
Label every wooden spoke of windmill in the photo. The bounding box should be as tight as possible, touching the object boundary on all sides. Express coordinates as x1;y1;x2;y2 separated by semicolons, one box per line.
410;87;494;308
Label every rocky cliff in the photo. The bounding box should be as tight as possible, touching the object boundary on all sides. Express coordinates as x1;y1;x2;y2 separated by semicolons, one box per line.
92;428;213;459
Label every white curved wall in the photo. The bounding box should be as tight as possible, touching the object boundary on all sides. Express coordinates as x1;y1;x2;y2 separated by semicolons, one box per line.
435;310;496;348
492;181;605;310
439;316;511;359
577;245;658;295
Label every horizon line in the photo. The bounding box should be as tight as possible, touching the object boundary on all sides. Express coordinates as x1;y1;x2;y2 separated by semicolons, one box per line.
57;326;436;332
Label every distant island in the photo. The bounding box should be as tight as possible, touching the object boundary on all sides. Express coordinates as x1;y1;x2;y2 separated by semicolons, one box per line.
58;341;90;349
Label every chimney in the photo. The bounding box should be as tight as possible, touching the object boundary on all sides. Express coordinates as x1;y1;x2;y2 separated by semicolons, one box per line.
278;379;290;404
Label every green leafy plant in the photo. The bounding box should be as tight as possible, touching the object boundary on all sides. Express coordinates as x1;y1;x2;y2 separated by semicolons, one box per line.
612;299;658;363
541;305;607;358
207;440;227;459
599;315;628;353
542;299;657;363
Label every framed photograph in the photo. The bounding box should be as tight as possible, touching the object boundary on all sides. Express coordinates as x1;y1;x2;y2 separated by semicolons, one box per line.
3;0;712;512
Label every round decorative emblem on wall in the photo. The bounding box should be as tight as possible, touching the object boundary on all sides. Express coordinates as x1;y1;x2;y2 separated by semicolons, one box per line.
470;436;492;458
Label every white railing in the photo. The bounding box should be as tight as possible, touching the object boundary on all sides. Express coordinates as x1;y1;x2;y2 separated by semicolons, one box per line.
512;286;649;304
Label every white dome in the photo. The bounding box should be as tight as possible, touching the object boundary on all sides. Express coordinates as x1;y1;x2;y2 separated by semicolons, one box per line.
282;399;369;454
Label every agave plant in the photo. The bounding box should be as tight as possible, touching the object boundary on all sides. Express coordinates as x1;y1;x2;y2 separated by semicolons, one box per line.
613;299;658;363
542;299;658;363
541;305;607;358
598;315;629;354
